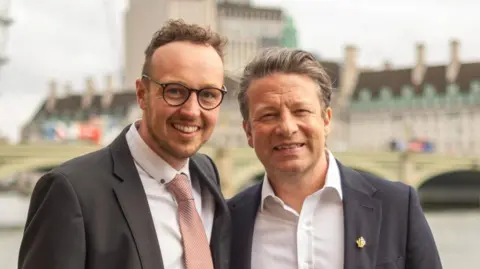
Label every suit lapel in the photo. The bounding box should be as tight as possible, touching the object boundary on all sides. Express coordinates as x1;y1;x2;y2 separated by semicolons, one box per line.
189;158;231;269
339;161;382;269
189;156;226;208
228;183;262;269
109;126;164;269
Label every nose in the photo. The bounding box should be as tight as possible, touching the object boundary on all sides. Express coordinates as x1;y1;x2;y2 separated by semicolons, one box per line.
178;92;201;118
275;112;298;137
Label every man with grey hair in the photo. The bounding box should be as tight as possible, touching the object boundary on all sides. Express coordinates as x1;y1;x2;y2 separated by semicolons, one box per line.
228;47;442;269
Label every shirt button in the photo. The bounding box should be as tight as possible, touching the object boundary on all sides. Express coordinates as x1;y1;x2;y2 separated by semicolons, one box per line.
160;179;165;184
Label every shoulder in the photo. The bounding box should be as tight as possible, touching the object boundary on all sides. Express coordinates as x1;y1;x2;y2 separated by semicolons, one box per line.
352;169;418;216
38;147;114;194
192;153;217;168
31;147;115;206
53;147;111;178
360;171;412;196
227;181;262;209
356;169;414;204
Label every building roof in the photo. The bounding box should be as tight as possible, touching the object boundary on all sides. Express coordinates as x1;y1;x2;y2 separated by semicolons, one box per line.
27;74;242;124
320;60;341;89
30;91;137;123
456;62;480;93
352;62;480;100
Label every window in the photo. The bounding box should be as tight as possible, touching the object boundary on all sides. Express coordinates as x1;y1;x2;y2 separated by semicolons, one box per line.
446;83;461;106
359;88;371;102
447;83;460;95
378;87;392;109
471;80;480;93
401;85;414;99
470;80;480;105
379;87;392;100
400;85;414;109
424;84;436;101
420;85;433;108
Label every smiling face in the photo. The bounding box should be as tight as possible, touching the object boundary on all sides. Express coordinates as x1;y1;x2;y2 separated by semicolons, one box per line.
136;41;224;169
243;72;332;176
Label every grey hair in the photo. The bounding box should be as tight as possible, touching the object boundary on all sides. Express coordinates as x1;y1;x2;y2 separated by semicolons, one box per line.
237;47;333;121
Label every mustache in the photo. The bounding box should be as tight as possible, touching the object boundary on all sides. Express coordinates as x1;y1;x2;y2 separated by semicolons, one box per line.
168;116;203;126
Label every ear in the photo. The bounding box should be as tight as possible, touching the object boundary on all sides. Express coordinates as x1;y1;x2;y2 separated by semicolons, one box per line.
242;120;254;148
324;107;332;135
136;79;148;110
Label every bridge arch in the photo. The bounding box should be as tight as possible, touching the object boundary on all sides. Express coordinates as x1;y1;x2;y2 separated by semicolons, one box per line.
418;170;480;189
414;162;480;188
417;169;480;206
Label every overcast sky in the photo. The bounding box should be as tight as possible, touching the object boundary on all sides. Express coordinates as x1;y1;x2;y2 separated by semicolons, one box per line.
0;0;479;142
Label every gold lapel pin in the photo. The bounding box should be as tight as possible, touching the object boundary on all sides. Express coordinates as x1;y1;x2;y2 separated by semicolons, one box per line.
356;236;366;248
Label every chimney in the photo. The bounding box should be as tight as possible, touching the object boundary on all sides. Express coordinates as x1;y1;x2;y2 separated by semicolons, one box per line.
383;60;393;70
46;79;57;112
64;81;73;96
328;44;359;151
102;74;114;109
416;43;425;66
82;76;95;108
411;43;426;86
337;45;359;108
446;39;461;83
345;45;357;70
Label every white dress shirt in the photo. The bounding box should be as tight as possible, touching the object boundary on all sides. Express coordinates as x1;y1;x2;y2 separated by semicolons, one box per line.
125;121;215;269
251;150;344;269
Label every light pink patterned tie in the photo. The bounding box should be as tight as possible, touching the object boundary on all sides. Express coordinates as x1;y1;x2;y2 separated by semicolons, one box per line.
166;173;214;269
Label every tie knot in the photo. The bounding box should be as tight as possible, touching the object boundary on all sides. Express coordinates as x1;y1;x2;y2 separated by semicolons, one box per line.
166;173;193;202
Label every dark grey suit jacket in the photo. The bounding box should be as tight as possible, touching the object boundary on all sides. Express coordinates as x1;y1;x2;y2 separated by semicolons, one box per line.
18;126;231;269
228;160;442;269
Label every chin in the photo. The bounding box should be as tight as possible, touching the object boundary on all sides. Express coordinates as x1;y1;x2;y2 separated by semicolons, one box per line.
176;143;202;158
274;162;308;174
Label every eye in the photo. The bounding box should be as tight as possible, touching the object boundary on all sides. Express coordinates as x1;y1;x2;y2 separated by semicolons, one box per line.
165;86;186;96
261;113;276;119
295;109;310;115
166;88;181;95
199;89;221;100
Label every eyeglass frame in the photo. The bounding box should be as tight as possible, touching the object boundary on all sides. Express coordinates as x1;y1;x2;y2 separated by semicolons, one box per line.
141;74;227;110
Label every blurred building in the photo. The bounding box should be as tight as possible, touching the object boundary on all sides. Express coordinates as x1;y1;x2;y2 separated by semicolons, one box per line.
124;0;292;85
217;0;286;73
0;0;13;71
22;35;480;156
20;75;243;147
331;40;480;155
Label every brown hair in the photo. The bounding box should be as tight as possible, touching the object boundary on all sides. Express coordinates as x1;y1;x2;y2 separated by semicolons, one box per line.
238;47;333;121
142;19;227;75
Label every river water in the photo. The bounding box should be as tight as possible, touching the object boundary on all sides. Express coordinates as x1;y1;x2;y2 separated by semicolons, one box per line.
1;193;479;268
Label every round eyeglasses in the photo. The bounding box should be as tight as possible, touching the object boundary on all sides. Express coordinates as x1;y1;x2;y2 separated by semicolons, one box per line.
142;74;227;110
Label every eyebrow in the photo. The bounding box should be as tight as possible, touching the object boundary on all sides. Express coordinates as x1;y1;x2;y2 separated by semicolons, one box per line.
164;80;223;90
253;105;278;115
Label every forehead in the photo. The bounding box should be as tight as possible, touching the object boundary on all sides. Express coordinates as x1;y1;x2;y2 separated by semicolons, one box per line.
150;41;224;85
247;73;320;106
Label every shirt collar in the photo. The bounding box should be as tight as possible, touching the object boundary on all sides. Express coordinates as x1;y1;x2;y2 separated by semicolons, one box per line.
260;149;343;211
125;121;190;184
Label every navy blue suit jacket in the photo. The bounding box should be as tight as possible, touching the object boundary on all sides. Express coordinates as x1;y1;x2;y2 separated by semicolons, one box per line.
228;160;442;269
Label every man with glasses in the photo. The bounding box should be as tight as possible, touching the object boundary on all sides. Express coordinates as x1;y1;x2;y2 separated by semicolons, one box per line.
18;20;231;269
